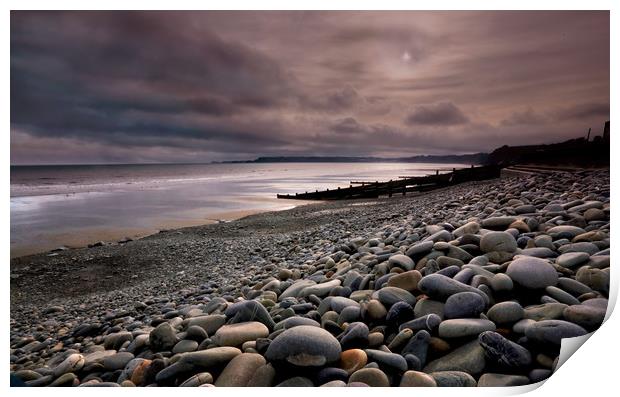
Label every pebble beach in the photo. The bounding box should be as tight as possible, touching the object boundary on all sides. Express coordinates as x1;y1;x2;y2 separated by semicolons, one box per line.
9;169;610;387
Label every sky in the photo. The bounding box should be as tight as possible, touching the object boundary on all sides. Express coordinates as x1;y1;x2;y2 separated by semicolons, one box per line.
10;11;610;164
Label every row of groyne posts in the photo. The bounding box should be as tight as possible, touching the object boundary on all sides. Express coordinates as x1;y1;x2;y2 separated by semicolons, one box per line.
276;164;503;201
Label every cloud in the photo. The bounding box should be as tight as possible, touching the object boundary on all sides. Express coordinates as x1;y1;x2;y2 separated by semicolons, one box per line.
555;102;610;121
501;107;549;126
10;11;610;164
329;117;368;134
405;102;470;126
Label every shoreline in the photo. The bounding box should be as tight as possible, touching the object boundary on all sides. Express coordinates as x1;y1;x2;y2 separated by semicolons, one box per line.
10;201;309;259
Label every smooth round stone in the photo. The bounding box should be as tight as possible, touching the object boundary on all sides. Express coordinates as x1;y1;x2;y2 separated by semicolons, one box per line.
576;267;609;293
523;303;567;321
340;322;369;348
510;219;530;232
545;286;580;305
399;314;442;334
386;301;415;325
418;274;488;302
525;320;588;344
12;370;41;382
247;363;276;387
583;298;609;309
213;322;269;346
453;221;480;237
279;280;316;300
185;325;209;341
102;352;134;371
401;330;431;366
443;292;486;319
414;299;445;319
265;325;341;366
375;287;416;307
53;353;84;377
557;278;593;296
478;373;530;387
556;252;590;268
317;367;349;384
490;273;514;292
399;370;437;387
368;332;384;347
278;268;293;280
481;216;516;230
340;349;367;375
319;296;360;314
404;353;422;371
438;319;496;338
149;322;178;352
480;231;517;253
321;380;347;387
179;347;241;368
185;314;226;335
225;300;276;330
275;317;321;330
406;241;434;257
129;359;153;386
584;208;605;221
423;230;452;243
559;242;600;255
486;301;524;324
364;299;387;321
172;339;198;354
386;270;422;292
300;279;342;297
214;353;266;387
478;331;532;368
180;372;213;387
338;306;361;324
364;349;408;372
389;254;415;270
276;377;314;387
506;257;558;289
388;329;413;351
424;340;486;375
120;380;136;387
50;373;77;387
563;304;606;329
430;371;477;387
83;350;116;367
529;368;552;383
547;225;586;238
103;331;133;350
519;247;555;258
348;368;390;387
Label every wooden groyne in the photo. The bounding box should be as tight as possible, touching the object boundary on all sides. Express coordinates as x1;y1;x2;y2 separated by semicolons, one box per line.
276;164;502;200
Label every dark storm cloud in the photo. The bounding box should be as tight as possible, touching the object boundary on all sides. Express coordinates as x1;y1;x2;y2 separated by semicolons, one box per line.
555;102;611;121
10;11;610;164
501;108;550;126
405;102;469;126
329;117;368;134
11;11;295;152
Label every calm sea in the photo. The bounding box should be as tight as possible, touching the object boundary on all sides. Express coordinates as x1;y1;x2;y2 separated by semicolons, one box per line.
10;162;464;257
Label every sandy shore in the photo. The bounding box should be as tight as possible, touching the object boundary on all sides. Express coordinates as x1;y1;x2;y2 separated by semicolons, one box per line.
10;205;308;259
